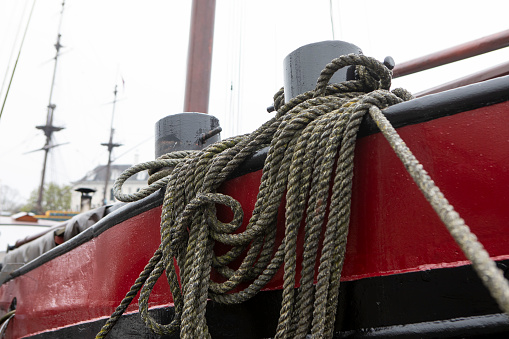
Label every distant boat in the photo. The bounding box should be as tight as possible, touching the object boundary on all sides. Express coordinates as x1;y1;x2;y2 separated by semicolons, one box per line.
0;212;56;265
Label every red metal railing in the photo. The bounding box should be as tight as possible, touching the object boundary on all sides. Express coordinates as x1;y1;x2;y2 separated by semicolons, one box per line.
414;60;509;97
393;29;509;78
392;29;509;96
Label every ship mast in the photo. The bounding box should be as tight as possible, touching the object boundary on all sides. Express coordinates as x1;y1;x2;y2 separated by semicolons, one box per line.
35;0;66;214
183;0;216;113
154;0;219;158
101;85;122;205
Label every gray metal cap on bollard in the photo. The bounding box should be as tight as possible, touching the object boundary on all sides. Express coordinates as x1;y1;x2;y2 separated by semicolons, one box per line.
283;40;362;101
155;112;221;157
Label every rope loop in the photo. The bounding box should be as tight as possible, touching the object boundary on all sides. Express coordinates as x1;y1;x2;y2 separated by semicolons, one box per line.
202;193;244;235
314;54;392;98
112;151;197;202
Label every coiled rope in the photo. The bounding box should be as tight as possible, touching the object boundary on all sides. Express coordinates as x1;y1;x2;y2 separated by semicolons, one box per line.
96;54;509;339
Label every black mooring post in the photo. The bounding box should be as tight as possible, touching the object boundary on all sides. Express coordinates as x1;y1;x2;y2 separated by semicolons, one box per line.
283;40;362;101
155;112;221;157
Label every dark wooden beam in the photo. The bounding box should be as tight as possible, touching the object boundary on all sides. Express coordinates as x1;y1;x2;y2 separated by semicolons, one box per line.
183;0;216;113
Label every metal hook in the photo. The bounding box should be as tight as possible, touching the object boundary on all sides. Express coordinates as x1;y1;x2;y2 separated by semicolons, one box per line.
199;126;222;144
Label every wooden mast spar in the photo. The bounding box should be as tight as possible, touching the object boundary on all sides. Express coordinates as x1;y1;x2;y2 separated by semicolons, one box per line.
183;0;216;114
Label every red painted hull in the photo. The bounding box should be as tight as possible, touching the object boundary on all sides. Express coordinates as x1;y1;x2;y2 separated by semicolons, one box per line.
1;100;509;338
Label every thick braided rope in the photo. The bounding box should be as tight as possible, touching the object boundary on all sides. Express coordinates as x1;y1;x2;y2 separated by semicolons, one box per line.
112;150;198;202
96;54;390;338
95;247;163;338
96;53;509;339
95;151;195;339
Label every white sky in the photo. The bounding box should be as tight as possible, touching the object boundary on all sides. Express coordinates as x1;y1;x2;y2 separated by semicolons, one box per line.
1;0;509;203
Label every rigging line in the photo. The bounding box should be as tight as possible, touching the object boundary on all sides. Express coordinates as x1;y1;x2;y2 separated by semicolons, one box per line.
0;0;28;100
48;141;70;184
0;0;37;122
236;0;245;136
227;0;244;137
112;135;154;162
226;0;238;137
0;131;40;156
329;0;335;40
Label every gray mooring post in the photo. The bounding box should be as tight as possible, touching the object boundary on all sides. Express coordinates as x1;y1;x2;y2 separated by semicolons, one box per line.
283;40;362;101
155;112;221;157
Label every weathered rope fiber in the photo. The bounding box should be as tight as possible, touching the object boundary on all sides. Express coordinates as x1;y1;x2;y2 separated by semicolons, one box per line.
96;53;509;339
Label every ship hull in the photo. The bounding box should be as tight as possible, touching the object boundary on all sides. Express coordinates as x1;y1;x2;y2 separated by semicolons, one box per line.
1;76;509;338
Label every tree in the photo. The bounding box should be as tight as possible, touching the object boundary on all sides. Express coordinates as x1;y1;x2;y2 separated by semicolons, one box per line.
22;183;72;213
0;184;24;214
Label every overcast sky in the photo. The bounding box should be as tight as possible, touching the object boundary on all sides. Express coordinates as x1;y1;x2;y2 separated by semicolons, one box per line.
1;0;509;203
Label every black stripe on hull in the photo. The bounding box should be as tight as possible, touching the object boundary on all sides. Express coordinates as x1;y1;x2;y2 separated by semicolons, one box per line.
26;260;509;338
